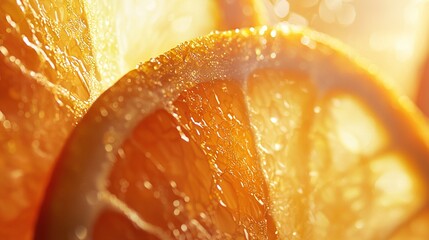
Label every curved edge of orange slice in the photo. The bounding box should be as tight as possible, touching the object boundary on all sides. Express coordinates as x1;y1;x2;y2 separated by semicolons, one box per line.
35;23;429;239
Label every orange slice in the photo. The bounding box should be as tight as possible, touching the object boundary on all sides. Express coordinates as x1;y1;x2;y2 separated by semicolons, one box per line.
35;25;429;239
0;1;268;239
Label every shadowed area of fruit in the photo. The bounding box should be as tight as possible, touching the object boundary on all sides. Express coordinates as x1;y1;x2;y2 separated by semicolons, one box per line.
36;25;429;239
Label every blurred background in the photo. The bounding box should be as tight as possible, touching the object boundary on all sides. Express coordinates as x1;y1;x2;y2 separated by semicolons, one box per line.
264;0;429;103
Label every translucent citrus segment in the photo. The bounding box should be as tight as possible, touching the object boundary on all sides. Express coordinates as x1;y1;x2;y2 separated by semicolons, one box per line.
0;0;95;110
0;1;270;239
96;81;276;239
36;25;429;239
0;59;75;240
246;70;426;239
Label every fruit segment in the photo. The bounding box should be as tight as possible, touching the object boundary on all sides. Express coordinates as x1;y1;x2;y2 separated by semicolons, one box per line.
246;69;427;239
100;81;276;239
1;0;99;104
0;59;74;240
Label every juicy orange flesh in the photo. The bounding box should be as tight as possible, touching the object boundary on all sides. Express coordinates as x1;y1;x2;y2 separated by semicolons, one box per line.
1;0;97;103
0;1;97;238
90;69;428;239
99;80;276;239
0;58;74;239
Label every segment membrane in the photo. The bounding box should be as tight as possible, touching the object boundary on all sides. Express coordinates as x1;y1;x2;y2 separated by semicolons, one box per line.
246;69;316;239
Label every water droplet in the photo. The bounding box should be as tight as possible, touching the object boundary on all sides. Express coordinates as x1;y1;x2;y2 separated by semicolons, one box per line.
254;195;265;206
274;143;283;151
313;106;321;113
301;36;316;49
176;125;190;142
143;181;153;189
274;0;290;18
172;229;180;237
259;25;268;35
244;228;250;240
124;113;132;121
2;120;11;129
104;144;113;152
174;208;181;216
100;107;108;117
270;117;278;124
0;46;8;56
5;14;17;29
